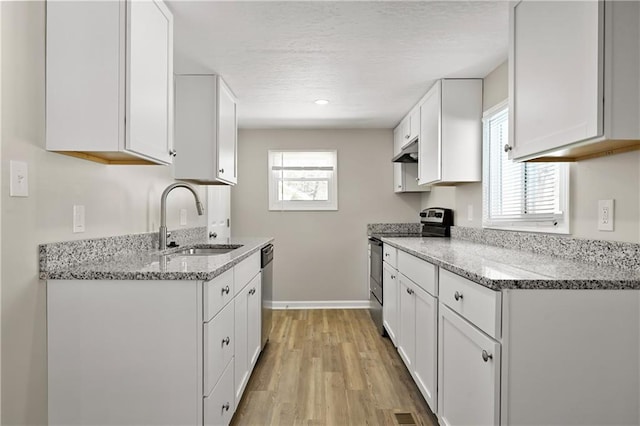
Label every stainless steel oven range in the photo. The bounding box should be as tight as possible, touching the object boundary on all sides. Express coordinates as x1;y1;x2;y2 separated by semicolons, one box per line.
368;236;384;335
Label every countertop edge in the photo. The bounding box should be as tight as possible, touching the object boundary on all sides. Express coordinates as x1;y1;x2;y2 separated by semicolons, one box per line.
380;238;640;291
42;238;274;282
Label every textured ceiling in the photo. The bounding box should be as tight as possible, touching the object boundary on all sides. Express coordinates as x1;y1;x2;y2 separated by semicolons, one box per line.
167;1;509;129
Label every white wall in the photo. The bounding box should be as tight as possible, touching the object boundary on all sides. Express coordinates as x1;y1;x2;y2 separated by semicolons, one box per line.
231;129;421;303
422;60;640;243
1;3;205;424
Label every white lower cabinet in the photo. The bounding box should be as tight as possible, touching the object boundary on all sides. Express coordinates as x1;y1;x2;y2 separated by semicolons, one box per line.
234;272;262;405
204;301;235;396
382;262;399;345
438;304;501;426
397;273;438;413
397;274;416;370
204;358;235;426
412;284;438;412
47;249;266;426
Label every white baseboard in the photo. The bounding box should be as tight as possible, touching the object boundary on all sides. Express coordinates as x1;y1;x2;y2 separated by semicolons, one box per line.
271;300;370;310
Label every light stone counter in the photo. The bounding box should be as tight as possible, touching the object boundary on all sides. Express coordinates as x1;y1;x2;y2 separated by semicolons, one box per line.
382;237;640;290
39;228;273;281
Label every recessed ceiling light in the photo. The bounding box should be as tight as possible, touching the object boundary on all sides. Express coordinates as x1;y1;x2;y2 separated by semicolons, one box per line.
314;99;329;105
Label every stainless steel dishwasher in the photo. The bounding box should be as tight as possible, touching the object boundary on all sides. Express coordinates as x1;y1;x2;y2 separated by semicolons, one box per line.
261;244;274;348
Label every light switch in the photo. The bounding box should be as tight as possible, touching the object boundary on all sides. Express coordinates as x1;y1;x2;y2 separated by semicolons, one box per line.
73;205;85;233
10;160;29;197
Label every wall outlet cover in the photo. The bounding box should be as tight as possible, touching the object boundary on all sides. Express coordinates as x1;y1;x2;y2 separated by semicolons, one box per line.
73;205;85;233
598;199;614;232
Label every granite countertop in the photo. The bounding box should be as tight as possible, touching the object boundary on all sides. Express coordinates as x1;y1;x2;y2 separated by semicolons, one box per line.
42;237;274;281
382;237;640;290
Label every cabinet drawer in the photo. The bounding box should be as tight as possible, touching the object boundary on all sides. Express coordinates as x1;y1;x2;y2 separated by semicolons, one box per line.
234;252;260;295
204;268;234;322
204;301;235;397
397;250;437;296
383;244;397;269
439;269;501;339
204;357;235;426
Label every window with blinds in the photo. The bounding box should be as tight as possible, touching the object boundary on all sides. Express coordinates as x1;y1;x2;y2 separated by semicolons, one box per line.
268;150;338;211
482;103;569;233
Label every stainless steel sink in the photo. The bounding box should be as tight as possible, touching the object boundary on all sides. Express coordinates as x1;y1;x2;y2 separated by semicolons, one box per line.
172;244;243;256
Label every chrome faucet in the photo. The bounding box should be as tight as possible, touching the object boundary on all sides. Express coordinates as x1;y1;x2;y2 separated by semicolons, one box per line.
159;183;205;250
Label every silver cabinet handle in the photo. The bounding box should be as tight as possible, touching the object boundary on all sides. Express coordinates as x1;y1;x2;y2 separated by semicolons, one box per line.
406;288;414;295
169;149;177;157
416;177;420;181
222;402;230;412
504;144;512;153
249;288;256;295
405;134;410;139
219;168;225;173
454;291;463;301
209;232;218;239
390;275;395;279
222;285;230;295
397;185;402;188
482;350;493;362
222;336;230;346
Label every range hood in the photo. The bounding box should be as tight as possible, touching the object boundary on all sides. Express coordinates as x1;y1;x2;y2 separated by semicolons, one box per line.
392;139;418;163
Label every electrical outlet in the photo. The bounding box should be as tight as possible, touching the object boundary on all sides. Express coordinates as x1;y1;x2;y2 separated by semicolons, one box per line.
598;199;614;231
73;205;85;233
467;204;474;222
179;209;187;226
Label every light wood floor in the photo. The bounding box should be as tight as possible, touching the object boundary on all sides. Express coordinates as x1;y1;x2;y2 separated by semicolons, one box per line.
231;309;439;426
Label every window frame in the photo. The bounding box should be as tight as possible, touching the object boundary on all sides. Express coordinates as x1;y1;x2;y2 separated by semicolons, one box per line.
482;101;570;234
268;149;338;211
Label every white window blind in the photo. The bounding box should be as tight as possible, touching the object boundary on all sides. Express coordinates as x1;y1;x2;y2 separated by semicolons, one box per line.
483;103;569;233
268;150;338;211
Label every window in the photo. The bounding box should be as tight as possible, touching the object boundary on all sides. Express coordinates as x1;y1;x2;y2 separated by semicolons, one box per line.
268;150;338;211
482;102;569;233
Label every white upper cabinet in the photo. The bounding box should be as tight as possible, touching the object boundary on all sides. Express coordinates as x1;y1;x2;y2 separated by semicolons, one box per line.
408;107;420;143
46;0;173;165
418;79;483;185
509;0;640;161
174;75;238;185
393;126;429;193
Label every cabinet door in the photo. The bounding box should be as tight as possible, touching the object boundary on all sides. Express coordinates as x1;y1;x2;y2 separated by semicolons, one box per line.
207;186;231;242
234;284;249;404
409;107;420;142
126;0;173;164
382;263;398;346
204;358;235;426
510;0;603;160
217;80;238;184
413;286;438;413
438;305;500;426
397;275;416;370
400;117;411;144
419;81;441;185
393;163;404;193
247;274;262;370
204;301;235;397
393;125;403;155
